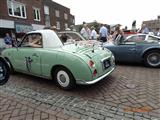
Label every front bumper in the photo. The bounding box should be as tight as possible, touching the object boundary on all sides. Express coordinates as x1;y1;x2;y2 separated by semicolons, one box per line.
76;66;115;85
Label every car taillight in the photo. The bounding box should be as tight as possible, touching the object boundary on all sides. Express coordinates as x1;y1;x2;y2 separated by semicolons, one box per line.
93;69;97;77
89;60;95;68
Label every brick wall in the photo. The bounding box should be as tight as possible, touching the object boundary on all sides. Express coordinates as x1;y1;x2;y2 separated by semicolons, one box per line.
0;0;45;25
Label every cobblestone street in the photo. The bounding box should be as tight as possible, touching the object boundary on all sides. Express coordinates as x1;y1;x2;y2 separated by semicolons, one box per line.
0;65;160;120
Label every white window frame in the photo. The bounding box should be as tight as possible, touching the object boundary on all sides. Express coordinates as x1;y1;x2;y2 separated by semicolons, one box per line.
33;7;41;21
55;10;60;17
56;21;60;30
64;13;68;20
7;0;26;19
44;5;50;26
44;5;49;15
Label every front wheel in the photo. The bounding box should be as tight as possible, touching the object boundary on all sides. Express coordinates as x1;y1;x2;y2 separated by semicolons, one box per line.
53;67;76;90
144;50;160;67
0;60;10;85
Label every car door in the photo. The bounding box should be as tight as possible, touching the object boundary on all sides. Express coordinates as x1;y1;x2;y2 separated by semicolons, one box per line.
11;33;42;75
110;35;145;62
110;42;137;62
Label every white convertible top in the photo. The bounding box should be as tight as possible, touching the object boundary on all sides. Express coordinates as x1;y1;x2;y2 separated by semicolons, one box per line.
28;29;63;48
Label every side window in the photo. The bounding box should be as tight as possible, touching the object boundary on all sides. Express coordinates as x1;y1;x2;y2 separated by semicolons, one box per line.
125;35;145;43
21;33;42;48
138;35;146;42
126;36;137;42
21;35;30;46
148;36;159;41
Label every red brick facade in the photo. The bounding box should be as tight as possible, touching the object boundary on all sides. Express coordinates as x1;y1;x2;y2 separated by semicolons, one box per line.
0;0;45;25
43;0;75;31
0;0;75;38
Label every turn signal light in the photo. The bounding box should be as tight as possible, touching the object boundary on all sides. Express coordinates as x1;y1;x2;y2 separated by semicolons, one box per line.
93;69;97;77
89;60;95;68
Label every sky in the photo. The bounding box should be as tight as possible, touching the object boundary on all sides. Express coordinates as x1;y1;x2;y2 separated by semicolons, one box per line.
53;0;160;29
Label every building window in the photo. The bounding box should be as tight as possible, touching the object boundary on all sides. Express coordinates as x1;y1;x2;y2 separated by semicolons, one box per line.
56;21;60;30
70;18;75;24
55;10;60;17
44;5;49;14
64;13;68;20
7;0;26;18
64;23;68;29
34;8;41;21
72;18;75;24
44;6;50;26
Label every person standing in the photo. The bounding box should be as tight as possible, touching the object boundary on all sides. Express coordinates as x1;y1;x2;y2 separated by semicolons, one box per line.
113;25;124;44
155;28;160;37
90;26;97;40
4;33;12;48
99;24;108;42
80;23;91;40
141;24;149;34
50;26;58;34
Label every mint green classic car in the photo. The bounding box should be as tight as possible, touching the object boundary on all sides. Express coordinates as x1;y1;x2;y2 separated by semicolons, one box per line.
1;30;115;89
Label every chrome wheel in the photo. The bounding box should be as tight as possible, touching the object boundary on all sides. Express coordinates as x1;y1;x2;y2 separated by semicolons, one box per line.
147;52;160;67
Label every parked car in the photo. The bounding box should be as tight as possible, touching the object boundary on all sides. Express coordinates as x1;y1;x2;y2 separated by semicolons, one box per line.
0;56;10;85
59;31;160;67
104;34;160;67
0;30;115;89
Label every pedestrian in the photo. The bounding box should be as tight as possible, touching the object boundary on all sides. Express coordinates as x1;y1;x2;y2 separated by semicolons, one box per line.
113;25;124;44
50;26;58;34
90;26;97;40
155;28;160;37
99;24;108;42
141;24;149;34
80;23;91;40
4;33;12;48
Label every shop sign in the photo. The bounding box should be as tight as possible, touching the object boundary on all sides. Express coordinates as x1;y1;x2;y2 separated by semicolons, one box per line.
15;24;33;33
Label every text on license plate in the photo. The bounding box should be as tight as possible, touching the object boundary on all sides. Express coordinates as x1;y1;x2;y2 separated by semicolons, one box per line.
103;59;110;69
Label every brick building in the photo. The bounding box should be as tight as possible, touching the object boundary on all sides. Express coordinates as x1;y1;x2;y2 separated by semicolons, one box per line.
42;0;75;31
0;0;75;40
143;15;160;32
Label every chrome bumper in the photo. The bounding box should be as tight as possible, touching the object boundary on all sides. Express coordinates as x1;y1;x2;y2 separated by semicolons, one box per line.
76;66;115;85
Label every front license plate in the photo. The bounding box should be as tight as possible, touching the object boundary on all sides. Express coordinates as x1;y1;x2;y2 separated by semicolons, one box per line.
103;59;110;69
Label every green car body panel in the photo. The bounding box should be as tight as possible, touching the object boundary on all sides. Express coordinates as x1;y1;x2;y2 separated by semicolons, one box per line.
1;30;115;86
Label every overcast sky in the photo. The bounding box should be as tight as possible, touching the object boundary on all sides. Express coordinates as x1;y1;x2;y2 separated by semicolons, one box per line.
53;0;160;29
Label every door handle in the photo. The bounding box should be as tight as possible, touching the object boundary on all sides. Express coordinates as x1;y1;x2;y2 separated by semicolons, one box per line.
32;53;39;57
130;48;136;51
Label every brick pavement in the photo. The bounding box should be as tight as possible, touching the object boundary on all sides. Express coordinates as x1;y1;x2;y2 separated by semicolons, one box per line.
0;92;80;120
0;65;160;120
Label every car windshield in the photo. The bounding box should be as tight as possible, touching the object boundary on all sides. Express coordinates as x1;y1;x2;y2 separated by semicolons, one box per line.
58;32;86;44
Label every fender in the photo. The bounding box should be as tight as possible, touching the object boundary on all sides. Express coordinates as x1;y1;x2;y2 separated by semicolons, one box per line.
0;56;11;72
141;46;160;58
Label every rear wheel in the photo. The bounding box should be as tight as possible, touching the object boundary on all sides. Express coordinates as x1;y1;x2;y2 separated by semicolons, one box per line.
0;60;10;85
53;67;76;90
144;50;160;67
